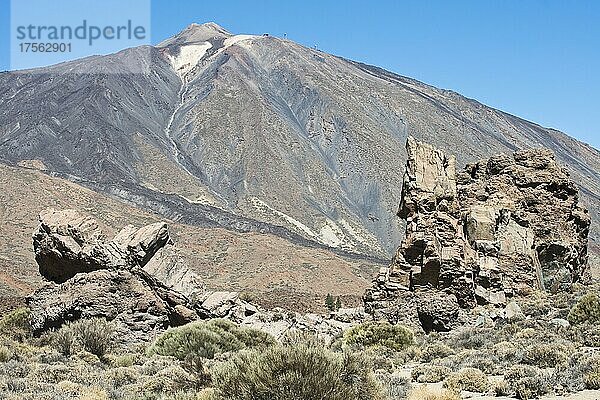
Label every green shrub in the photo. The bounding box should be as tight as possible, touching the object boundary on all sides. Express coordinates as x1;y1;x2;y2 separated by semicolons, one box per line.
0;307;31;342
52;325;77;356
142;365;198;393
344;321;413;351
515;327;536;339
579;353;600;390
212;339;383;400
504;364;550;399
492;341;523;364
398;345;422;364
364;346;394;372
449;327;496;350
106;366;140;387
411;365;451;383
325;293;340;311
0;345;13;362
35;362;73;384
197;388;218;400
584;372;600;390
72;318;114;358
149;319;275;361
443;367;489;393
76;349;102;365
374;372;410;400
551;351;600;393
447;350;499;375
238;292;257;303
421;342;455;362
522;343;569;368
493;380;511;396
571;321;600;347
568;293;600;325
581;354;600;372
51;318;114;358
78;386;109;400
106;353;139;368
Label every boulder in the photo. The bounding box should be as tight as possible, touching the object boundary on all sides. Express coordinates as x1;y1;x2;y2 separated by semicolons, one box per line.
398;136;457;219
142;245;205;300
113;222;171;266
239;307;366;343
415;292;460;332
329;307;367;323
549;318;570;329
27;209;205;342
33;209;125;283
199;291;241;318
28;269;197;343
501;301;524;321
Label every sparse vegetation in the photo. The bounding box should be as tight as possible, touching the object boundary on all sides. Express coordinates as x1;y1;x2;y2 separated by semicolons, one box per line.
0;283;599;399
211;336;383;400
568;293;600;325
421;342;455;362
149;319;276;360
406;386;461;400
344;321;414;351
504;364;550;399
443;367;489;393
412;364;451;383
522;342;569;368
493;380;511;396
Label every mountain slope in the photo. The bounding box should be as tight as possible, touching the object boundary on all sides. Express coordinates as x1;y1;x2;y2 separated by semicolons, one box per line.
0;162;378;313
0;22;598;264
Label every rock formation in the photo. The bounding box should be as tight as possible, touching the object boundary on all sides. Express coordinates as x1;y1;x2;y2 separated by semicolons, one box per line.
27;208;361;343
365;137;590;332
28;209;209;342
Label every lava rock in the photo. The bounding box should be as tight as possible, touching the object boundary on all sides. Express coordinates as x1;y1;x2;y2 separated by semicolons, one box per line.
27;209;205;342
365;137;590;332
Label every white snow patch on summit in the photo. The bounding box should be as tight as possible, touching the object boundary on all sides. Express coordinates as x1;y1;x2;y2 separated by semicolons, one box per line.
168;42;212;78
223;34;257;49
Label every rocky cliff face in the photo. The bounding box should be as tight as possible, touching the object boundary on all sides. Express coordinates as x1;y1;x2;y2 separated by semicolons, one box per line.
365;137;590;332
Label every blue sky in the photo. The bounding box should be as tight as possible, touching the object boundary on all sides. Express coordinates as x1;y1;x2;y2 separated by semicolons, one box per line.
0;0;598;148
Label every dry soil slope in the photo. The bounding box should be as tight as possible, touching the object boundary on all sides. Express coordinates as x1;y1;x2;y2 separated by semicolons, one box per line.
0;163;378;313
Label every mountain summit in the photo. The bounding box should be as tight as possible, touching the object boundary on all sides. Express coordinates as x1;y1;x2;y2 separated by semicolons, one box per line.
158;22;232;47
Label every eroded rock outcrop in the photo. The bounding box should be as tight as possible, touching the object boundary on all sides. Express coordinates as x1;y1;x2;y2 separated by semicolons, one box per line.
365;137;590;331
28;209;206;342
28;209;366;343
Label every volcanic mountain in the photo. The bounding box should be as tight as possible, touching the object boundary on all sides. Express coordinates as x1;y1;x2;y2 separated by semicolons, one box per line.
0;23;598;307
